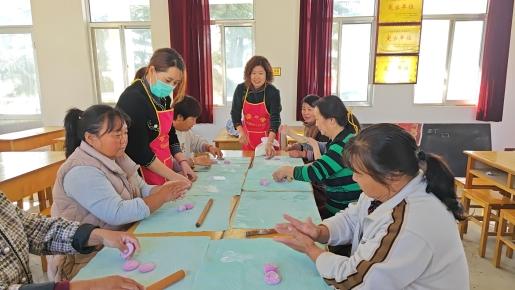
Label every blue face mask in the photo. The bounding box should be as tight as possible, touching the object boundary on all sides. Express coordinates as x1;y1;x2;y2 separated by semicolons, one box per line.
150;77;175;99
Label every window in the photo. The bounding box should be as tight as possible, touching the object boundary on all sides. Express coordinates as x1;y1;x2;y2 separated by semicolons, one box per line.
210;0;254;106
414;0;488;105
88;0;153;103
331;0;375;105
0;0;41;116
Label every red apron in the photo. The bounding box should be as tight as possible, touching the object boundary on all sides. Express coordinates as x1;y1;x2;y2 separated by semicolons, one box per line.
139;80;174;185
241;86;279;150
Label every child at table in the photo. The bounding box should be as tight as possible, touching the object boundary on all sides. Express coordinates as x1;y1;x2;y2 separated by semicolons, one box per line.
172;96;223;166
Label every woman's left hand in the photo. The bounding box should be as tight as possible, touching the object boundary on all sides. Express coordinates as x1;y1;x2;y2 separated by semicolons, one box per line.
265;142;275;159
207;145;223;159
306;137;318;149
272;166;293;182
181;162;197;182
88;229;140;258
273;224;316;254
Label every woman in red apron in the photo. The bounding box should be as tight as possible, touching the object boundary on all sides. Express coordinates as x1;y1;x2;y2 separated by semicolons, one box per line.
117;48;196;185
230;56;282;157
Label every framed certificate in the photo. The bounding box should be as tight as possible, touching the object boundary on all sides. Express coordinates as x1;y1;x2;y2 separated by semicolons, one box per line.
374;55;419;84
377;25;421;54
378;0;423;23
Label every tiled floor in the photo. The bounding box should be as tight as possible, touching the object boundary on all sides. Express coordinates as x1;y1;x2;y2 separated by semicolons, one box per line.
29;222;515;289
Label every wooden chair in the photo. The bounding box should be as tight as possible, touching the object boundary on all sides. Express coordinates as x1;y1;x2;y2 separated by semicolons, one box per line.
493;209;515;267
459;188;515;257
39;195;52;273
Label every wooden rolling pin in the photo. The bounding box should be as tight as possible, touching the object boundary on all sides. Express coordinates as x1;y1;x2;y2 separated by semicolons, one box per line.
146;270;186;290
195;198;214;228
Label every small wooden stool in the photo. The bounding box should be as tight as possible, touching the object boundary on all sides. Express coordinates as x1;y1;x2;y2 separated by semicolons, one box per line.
493;209;515;267
459;188;515;257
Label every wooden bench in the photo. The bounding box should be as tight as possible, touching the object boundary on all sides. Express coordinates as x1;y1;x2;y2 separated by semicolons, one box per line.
493;209;515;267
459;188;515;257
0;126;64;151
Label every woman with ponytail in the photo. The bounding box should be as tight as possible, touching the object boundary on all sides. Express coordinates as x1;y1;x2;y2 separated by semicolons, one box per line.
273;123;468;290
48;105;190;281
273;95;361;219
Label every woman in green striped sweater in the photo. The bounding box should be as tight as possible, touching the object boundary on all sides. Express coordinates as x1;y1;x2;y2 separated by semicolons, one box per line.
272;95;361;218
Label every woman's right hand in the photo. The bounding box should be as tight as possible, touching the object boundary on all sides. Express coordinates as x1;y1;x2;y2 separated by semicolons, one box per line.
157;180;191;201
288;150;306;159
276;214;321;241
70;275;144;290
238;130;249;145
171;171;192;186
286;143;302;151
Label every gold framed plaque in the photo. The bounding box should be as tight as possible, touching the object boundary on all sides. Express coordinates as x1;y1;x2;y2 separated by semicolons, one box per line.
377;25;421;54
374;55;419;84
378;0;423;23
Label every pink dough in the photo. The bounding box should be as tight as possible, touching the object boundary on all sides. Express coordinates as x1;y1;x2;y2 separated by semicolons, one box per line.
120;242;135;259
260;178;270;186
138;262;156;273
223;160;231;164
264;271;281;285
184;203;194;210
177;203;194;212
263;263;278;273
122;260;140;271
273;157;281;160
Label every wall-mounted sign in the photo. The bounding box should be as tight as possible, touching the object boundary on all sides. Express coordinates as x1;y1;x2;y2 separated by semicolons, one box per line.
377;25;421;54
374;55;419;84
378;0;423;23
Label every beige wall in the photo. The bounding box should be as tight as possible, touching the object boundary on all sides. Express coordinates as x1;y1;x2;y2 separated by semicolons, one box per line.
25;0;515;150
150;0;171;50
31;0;96;125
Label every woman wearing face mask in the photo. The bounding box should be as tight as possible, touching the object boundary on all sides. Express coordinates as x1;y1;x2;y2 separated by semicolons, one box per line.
117;48;196;185
230;56;282;157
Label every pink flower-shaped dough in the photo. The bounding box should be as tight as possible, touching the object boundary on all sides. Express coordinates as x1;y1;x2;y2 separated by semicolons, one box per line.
264;271;281;285
263;263;278;273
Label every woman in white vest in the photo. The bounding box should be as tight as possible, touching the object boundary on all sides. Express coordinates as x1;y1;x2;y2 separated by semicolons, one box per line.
274;123;469;290
48;104;190;281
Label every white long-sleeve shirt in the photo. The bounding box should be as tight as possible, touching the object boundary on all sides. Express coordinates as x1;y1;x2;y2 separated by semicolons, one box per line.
175;129;210;159
317;173;469;290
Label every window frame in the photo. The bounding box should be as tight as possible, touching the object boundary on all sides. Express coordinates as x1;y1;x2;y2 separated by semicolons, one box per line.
210;18;255;107
332;15;376;107
0;23;42;119
415;12;487;106
86;1;151;104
